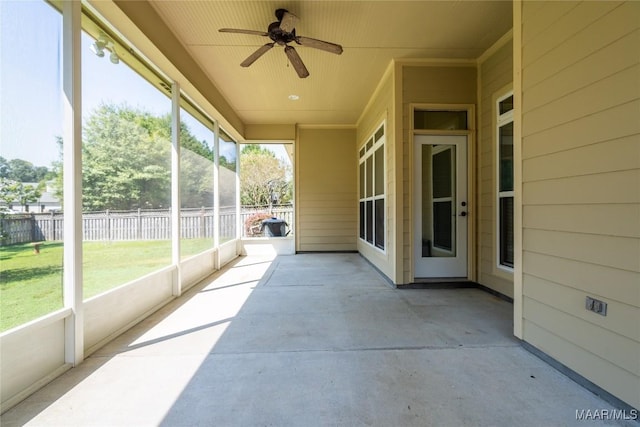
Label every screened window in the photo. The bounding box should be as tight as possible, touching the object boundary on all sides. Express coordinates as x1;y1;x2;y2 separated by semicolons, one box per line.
179;105;215;258
497;93;514;268
0;0;64;331
81;27;172;299
219;129;238;242
359;123;385;250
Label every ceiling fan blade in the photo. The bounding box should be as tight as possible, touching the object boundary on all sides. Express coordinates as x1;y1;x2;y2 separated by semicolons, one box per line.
279;10;298;33
241;43;274;67
219;28;269;37
296;36;343;55
284;46;309;78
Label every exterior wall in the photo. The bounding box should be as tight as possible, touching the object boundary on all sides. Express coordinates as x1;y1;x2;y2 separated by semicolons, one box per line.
519;0;640;408
478;40;514;297
296;127;357;252
401;64;477;283
356;65;398;281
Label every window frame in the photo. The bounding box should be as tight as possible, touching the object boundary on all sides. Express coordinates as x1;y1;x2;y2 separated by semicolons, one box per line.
496;91;514;271
358;122;386;252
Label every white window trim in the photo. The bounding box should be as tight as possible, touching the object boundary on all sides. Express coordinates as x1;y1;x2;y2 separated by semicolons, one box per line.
358;122;386;253
496;91;514;272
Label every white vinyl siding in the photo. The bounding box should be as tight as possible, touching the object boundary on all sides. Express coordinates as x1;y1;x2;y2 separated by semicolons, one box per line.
520;0;640;409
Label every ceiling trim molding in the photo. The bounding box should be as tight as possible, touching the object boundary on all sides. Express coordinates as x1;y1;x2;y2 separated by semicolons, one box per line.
394;58;477;68
476;29;514;65
296;124;357;130
356;59;395;129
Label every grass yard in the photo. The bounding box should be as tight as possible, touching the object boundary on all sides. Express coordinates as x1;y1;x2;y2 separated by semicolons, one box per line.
0;238;214;332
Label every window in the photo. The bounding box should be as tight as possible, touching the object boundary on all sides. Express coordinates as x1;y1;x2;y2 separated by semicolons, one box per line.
219;129;238;242
81;27;172;298
179;104;215;258
497;93;514;269
0;0;64;331
359;123;385;250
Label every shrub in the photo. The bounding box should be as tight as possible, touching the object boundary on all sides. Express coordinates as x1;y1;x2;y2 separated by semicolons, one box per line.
244;212;273;237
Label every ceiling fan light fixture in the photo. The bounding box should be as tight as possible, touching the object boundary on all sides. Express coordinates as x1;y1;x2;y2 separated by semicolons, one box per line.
219;8;343;78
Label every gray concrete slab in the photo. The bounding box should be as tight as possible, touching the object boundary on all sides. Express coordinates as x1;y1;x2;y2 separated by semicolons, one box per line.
1;253;635;426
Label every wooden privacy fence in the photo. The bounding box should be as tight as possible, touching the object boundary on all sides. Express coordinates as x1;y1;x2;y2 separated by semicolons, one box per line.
0;206;293;245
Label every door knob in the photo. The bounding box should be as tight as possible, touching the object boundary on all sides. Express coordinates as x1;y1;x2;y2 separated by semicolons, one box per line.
460;211;467;217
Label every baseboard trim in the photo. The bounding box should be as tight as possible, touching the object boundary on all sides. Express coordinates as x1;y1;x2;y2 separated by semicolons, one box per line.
522;341;639;414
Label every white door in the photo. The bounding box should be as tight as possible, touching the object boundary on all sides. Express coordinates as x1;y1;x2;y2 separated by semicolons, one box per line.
414;135;468;278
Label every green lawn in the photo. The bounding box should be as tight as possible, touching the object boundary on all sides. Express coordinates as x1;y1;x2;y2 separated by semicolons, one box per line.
0;239;214;332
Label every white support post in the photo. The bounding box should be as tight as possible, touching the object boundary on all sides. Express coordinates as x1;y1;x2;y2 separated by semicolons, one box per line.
213;121;220;268
171;82;181;296
512;0;524;339
235;140;241;243
62;0;83;366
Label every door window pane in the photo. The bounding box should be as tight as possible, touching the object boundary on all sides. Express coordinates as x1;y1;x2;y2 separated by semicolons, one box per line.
433;201;453;251
421;145;456;258
432;149;452;198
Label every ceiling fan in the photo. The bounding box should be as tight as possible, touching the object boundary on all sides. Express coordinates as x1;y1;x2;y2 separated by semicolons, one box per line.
219;8;343;78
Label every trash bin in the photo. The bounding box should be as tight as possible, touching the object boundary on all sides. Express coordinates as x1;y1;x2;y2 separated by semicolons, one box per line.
262;217;288;237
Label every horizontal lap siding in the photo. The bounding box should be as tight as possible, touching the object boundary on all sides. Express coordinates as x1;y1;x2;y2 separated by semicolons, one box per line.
401;65;477;283
521;0;640;408
478;40;514;297
297;128;357;252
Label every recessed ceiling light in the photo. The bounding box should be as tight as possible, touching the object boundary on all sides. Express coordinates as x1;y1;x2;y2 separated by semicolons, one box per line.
288;94;300;101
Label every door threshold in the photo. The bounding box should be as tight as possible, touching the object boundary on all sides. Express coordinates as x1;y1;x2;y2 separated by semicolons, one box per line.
400;279;476;289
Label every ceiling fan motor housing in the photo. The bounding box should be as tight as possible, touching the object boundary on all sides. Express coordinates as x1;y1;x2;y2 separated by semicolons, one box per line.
267;21;297;46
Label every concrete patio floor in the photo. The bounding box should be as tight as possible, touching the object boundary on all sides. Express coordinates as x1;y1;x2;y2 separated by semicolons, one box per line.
1;253;634;426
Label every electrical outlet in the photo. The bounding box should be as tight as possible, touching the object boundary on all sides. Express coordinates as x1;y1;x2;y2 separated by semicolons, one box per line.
585;296;607;316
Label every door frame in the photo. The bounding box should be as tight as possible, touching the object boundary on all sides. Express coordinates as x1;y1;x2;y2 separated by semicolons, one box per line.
409;104;476;282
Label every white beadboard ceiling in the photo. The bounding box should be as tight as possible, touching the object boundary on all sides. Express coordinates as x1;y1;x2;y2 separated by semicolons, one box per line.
147;1;512;126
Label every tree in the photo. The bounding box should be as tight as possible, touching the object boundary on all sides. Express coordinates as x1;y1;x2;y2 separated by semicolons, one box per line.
81;104;172;211
52;103;228;211
240;144;291;206
0;157;50;182
0;157;9;178
0;178;42;212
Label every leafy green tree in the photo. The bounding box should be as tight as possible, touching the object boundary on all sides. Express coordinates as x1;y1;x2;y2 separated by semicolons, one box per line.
0;178;42;211
240;144;291;206
0;157;9;178
82;104;172;211
0;157;50;182
52;103;228;211
179;121;214;208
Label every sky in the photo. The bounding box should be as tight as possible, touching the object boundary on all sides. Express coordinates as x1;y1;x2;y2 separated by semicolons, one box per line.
1;0;247;169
